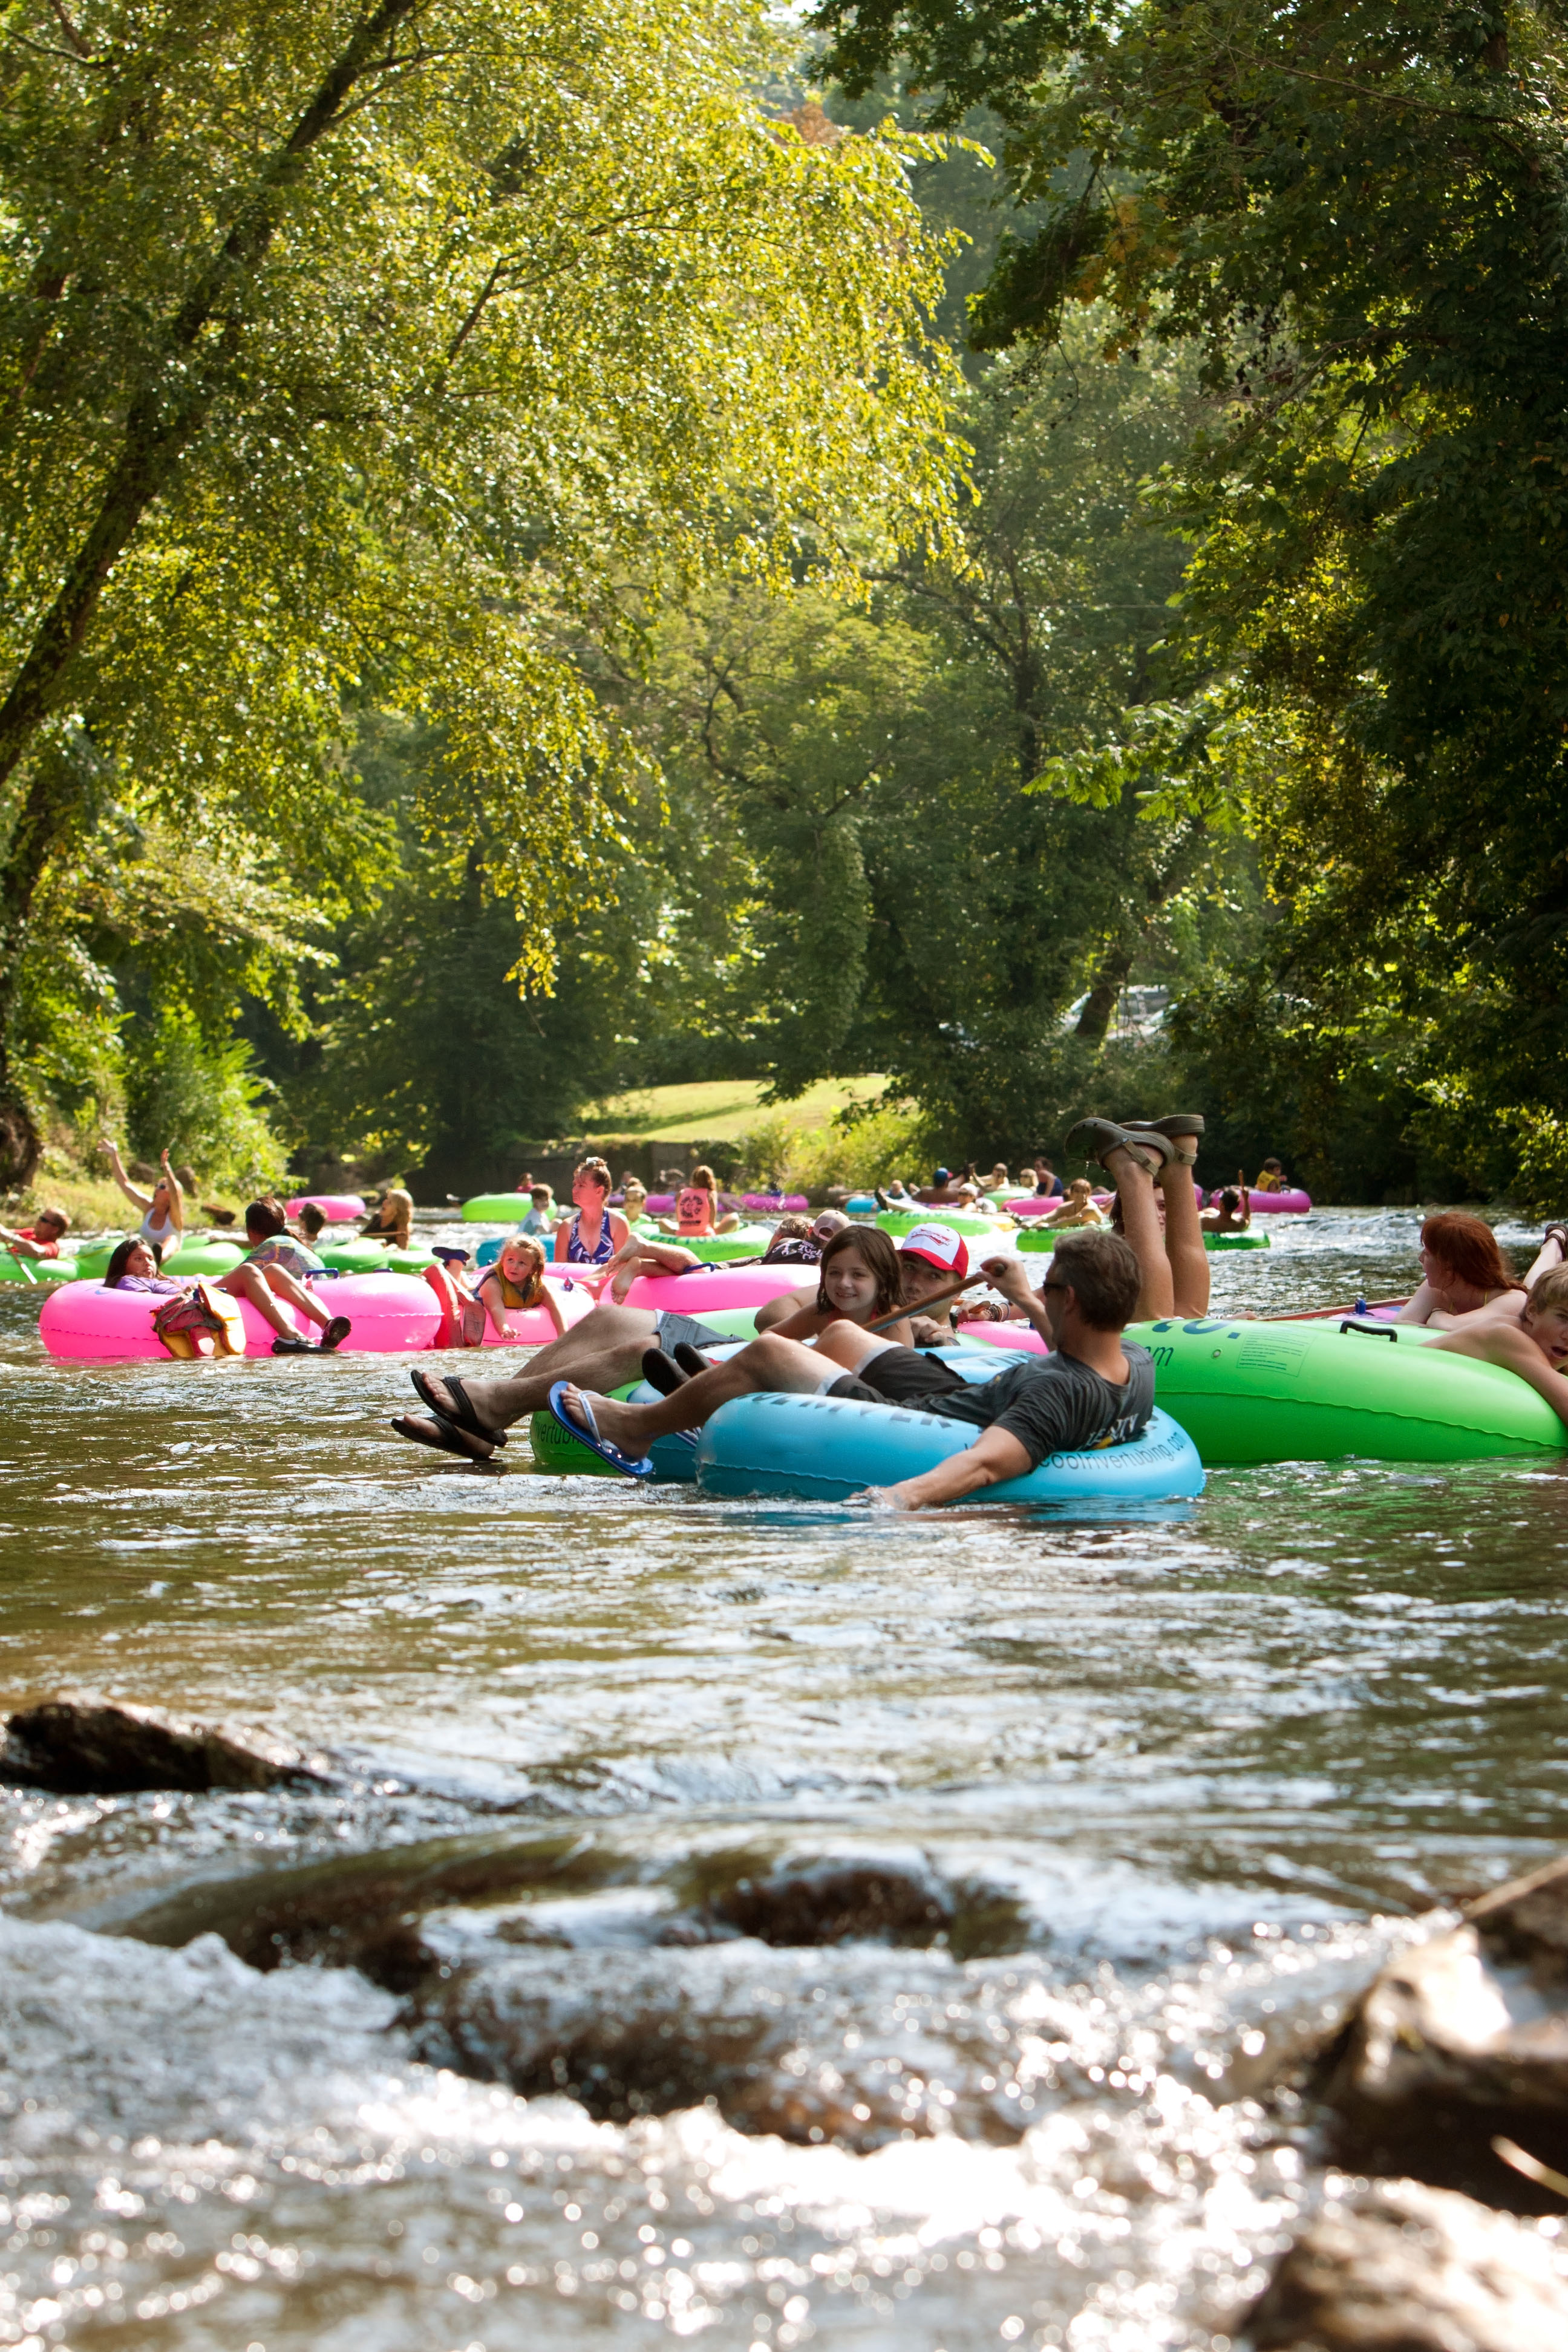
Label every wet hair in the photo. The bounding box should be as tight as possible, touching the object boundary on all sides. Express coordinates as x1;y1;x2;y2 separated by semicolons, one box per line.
1420;1211;1515;1295
573;1156;612;1195
1053;1229;1142;1330
815;1223;903;1318
105;1236;155;1286
298;1204;327;1239
1527;1266;1568;1320
245;1198;287;1241
493;1233;546;1307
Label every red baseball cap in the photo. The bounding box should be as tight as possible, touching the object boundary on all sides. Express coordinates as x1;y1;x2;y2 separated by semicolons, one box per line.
898;1222;969;1277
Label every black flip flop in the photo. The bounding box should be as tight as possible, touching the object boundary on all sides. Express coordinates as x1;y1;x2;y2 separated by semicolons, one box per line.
410;1368;507;1448
641;1347;690;1396
672;1342;713;1377
391;1414;497;1463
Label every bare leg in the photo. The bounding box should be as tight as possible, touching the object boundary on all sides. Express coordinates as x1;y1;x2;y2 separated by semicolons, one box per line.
414;1304;661;1430
1522;1226;1566;1293
220;1265;298;1338
561;1332;838;1451
262;1264;333;1331
1104;1145;1173;1321
1157;1135;1210;1319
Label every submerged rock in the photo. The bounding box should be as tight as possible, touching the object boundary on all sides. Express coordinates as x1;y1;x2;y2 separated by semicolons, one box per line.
681;1847;955;1948
1323;1856;1568;2207
0;1694;336;1795
404;1942;1029;2150
1247;2176;1568;2351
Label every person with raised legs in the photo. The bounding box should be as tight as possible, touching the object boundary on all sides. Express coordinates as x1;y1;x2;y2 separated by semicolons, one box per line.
1063;1116;1209;1321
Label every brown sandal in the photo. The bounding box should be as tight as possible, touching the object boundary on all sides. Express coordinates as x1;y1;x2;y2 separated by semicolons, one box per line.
1064;1117;1173;1176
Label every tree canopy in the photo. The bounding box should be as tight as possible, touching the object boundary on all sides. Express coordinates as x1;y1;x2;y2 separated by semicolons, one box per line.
0;0;958;1181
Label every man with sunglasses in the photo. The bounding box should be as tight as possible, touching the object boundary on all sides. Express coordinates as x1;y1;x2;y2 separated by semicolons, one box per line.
552;1227;1154;1509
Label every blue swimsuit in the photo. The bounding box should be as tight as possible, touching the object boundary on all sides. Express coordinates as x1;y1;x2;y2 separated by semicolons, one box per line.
566;1210;615;1266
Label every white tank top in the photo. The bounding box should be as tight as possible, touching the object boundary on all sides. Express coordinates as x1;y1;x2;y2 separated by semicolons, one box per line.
139;1205;179;1252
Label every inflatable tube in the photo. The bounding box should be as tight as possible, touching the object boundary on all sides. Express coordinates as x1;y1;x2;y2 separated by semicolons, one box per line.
619;1266;813;1313
1129;1313;1566;1464
1016;1226;1270;1255
645;1194;675;1214
955;1320;1047;1352
1010;1194;1114;1220
40;1271;443;1361
420;1261;597;1348
0;1249;77;1286
1215;1187;1312;1214
159;1240;249;1277
695;1395;1203;1506
283;1193;364;1221
460;1192;536;1223
876;1209;995;1238
742;1193;809;1213
668;1225;771;1262
315;1241;435;1276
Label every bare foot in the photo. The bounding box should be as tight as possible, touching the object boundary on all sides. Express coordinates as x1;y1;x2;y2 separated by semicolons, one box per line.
394;1413;496;1462
416;1371;506;1422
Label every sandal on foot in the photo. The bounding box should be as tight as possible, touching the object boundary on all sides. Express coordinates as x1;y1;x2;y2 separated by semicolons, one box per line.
672;1341;713;1377
319;1315;351;1352
391;1413;496;1463
1063;1117;1172;1176
641;1346;690;1397
546;1382;653;1479
410;1368;507;1448
272;1331;316;1354
1544;1224;1568;1255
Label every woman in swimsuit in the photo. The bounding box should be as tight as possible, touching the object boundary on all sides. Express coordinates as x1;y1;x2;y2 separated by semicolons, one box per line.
361;1188;414;1249
552;1156;631;1272
100;1140;185;1254
1394;1212;1530;1328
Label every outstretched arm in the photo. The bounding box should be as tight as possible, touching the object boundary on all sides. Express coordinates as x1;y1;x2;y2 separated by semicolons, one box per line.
99;1138;151;1212
869;1422;1033;1511
161;1149;185;1234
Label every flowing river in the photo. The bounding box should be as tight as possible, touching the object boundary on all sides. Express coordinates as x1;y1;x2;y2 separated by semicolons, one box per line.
1;1207;1564;2350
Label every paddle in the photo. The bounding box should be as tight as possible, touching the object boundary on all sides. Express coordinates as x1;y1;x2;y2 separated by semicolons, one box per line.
864;1269;992;1334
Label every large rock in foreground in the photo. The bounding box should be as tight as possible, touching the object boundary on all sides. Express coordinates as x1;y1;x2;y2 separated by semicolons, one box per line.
0;1694;335;1794
1323;1855;1568;2207
1247;2177;1568;2351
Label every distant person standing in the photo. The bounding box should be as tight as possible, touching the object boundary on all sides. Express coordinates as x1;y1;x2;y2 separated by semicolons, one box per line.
554;1156;632;1269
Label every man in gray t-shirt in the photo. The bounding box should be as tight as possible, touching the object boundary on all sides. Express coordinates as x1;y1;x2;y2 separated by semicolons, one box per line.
553;1228;1154;1511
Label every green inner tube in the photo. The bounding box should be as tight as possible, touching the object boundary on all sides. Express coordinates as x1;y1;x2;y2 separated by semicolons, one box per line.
1130;1312;1565;1465
461;1193;536;1222
0;1249;77;1285
529;1382;641;1477
875;1209;993;1238
1016;1226;1272;1253
160;1241;247;1276
315;1242;434;1275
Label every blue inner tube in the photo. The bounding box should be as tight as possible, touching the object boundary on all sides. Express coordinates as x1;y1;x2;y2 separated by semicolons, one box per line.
693;1393;1203;1505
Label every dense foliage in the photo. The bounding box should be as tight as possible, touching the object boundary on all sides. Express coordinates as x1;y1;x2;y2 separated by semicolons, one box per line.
0;0;955;1184
812;0;1568;1203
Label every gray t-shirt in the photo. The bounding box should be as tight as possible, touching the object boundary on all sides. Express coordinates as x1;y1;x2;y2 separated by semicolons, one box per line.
920;1343;1155;1469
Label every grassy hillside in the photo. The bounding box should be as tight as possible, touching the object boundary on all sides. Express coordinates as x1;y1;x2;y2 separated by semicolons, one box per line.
572;1076;889;1145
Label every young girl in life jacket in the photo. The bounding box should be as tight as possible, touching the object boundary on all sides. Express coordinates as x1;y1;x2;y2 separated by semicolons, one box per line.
471;1235;568;1343
656;1163;740;1239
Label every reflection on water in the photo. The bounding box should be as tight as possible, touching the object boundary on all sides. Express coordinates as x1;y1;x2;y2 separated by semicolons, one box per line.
0;1209;1564;2347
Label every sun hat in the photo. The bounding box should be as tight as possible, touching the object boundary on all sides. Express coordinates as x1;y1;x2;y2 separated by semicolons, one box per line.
898;1222;969;1277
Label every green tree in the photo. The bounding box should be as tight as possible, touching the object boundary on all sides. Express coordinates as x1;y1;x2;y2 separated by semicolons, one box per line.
814;0;1568;1200
0;0;960;1180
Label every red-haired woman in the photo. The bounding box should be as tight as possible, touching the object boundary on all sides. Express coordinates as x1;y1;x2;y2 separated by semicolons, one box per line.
1394;1210;1567;1330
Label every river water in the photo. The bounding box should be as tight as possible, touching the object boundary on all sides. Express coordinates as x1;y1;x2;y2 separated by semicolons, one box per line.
1;1207;1566;2350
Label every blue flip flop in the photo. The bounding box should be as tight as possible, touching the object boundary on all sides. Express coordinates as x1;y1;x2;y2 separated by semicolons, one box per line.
546;1382;653;1479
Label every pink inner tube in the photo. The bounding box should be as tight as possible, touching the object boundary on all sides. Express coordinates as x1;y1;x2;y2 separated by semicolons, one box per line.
742;1193;810;1212
620;1266;811;1313
283;1192;365;1221
1010;1193;1114;1217
955;1320;1047;1353
41;1273;443;1361
471;1280;595;1348
1214;1187;1312;1214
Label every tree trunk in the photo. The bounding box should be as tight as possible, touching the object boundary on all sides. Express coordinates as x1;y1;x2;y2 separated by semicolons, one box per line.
1074;943;1135;1045
0;0;423;1183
